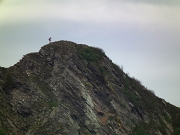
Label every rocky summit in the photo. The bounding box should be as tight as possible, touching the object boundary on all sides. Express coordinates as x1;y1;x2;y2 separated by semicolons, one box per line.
0;40;180;135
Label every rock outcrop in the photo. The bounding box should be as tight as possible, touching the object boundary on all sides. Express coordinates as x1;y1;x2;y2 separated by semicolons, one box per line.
0;40;179;135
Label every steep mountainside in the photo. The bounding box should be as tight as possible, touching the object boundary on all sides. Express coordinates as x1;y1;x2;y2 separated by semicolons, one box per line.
0;40;180;135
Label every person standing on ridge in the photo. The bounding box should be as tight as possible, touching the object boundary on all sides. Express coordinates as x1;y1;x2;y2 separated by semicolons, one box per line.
49;37;52;43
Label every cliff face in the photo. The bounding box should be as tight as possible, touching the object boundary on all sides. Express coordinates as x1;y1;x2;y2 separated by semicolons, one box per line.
0;41;179;135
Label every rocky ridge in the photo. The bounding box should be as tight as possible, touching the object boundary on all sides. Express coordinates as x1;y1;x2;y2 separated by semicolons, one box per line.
0;40;180;135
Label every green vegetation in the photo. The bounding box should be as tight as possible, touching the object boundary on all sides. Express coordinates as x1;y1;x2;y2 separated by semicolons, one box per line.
118;70;170;134
77;46;178;135
174;128;180;135
98;65;106;75
158;116;167;135
133;125;146;135
78;127;91;135
123;86;140;107
106;46;180;135
167;103;180;134
0;67;6;86
48;101;58;108
77;46;109;83
111;63;124;75
0;42;179;134
124;76;161;112
2;70;15;92
131;118;136;124
0;128;5;135
164;114;171;123
0;67;6;74
77;46;105;62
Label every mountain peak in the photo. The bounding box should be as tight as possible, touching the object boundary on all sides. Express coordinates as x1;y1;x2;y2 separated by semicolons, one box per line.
0;41;180;135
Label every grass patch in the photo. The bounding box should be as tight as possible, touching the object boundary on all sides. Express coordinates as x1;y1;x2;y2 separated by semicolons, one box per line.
174;128;180;135
48;101;58;108
98;65;107;75
0;128;5;135
123;86;140;108
78;127;91;135
0;67;6;74
164;114;171;123
2;70;15;92
111;63;124;75
133;125;146;135
167;103;180;133
77;46;105;62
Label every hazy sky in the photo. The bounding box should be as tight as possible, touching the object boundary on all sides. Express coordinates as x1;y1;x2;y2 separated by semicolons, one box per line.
0;0;180;107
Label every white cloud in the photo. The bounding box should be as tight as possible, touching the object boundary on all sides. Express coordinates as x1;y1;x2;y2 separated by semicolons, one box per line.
1;0;180;31
121;0;180;6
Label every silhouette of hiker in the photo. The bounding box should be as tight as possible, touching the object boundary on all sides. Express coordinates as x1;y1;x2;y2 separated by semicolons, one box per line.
49;37;52;43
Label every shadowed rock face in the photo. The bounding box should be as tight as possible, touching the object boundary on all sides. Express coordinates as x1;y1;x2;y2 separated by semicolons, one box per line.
0;40;179;135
